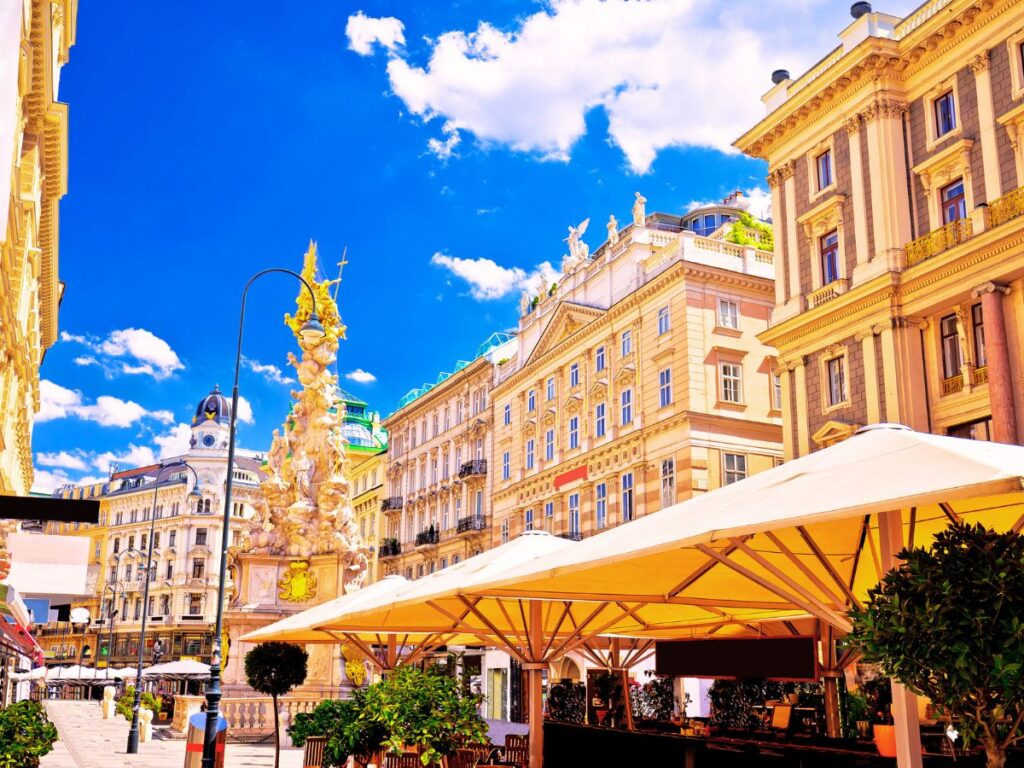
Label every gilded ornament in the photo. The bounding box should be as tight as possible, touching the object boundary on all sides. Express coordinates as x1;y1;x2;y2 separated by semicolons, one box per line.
278;560;318;602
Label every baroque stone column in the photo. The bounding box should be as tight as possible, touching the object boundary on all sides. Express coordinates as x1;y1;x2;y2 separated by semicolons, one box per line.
972;282;1018;444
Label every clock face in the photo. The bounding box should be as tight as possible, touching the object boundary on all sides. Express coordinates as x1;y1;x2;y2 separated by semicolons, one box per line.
202;434;216;448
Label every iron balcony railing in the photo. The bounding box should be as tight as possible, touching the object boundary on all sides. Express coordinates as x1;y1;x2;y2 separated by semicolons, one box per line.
558;531;583;541
456;516;487;534
381;497;404;512
379;539;401;558
415;529;440;546
459;459;488;478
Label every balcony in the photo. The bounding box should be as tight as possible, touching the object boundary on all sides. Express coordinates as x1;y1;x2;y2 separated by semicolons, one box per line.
987;186;1024;228
905;218;973;268
379;538;401;558
456;516;487;534
974;366;989;385
807;278;849;309
459;459;487;479
381;497;404;513
558;531;584;541
415;529;439;547
941;374;964;396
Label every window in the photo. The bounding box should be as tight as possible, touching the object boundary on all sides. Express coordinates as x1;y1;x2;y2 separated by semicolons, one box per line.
595;346;606;372
948;417;992;441
159;595;170;615
502;452;510;481
113;538;120;554
501;519;509;544
475;489;483;517
545;429;555;461
657;306;670;336
503;404;511;426
621;472;634;522
525;439;535;470
941;179;966;224
621;389;633;425
568;416;579;449
661;459;676;508
595;483;607;530
453;555;461;565
525;508;534;532
166;561;173;580
972;304;986;367
827;356;847;406
192;558;205;579
527;389;536;412
188;594;202;615
935;90;957;137
128;535;135;551
940;314;961;379
721;363;743;404
569;363;580;388
195;528;208;546
568;493;580;536
544;501;554;521
149;565;156;582
594;403;606;438
134;599;142;621
168;530;176;547
440;557;448;570
816;148;833;190
546;377;555;401
431;458;438;483
718;299;739;330
621;329;632;357
148;596;155;616
820;230;840;285
724;453;748;485
659;368;673;408
109;565;116;582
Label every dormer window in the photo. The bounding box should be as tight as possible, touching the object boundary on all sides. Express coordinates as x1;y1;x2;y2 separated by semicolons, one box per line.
935;90;957;137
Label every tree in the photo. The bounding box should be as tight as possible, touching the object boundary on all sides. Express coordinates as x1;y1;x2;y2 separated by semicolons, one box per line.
0;700;59;768
851;524;1024;768
245;641;309;768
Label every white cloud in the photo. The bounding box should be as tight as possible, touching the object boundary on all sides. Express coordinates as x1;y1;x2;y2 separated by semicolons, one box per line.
431;253;560;301
351;1;921;173
30;468;74;494
93;444;158;474
35;451;89;471
153;423;193;459
36;379;170;428
59;327;184;380
243;357;295;385
345;369;377;384
427;121;460;161
346;10;405;56
236;395;254;424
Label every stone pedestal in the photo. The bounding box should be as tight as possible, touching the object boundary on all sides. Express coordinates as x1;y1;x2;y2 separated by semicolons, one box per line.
221;551;357;698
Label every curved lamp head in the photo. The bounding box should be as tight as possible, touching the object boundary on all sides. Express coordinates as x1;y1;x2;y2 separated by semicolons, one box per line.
299;312;326;343
188;483;203;502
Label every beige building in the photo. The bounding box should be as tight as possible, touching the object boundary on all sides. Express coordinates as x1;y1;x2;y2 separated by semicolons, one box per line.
39;388;262;667
380;333;517;580
0;0;75;496
491;196;783;543
736;0;1024;456
350;449;385;583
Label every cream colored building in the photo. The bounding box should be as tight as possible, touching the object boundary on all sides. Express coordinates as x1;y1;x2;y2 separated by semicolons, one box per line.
39;388;262;667
380;333;517;580
736;0;1024;456
0;0;75;496
350;449;385;583
491;197;783;543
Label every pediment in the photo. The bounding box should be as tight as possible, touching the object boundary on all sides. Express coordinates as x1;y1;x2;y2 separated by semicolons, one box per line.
528;302;606;364
812;420;860;448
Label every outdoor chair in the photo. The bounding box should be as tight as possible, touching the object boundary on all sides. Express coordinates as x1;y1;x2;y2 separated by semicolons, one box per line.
383;753;421;768
302;735;327;768
504;734;528;749
499;745;529;767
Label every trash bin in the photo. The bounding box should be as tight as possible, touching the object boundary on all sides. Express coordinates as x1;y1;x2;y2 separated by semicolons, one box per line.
184;711;227;768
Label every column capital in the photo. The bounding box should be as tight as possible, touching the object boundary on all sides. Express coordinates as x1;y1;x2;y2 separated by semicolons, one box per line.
853;328;876;342
843;115;862;135
780;356;805;372
972;281;1011;298
971;50;991;74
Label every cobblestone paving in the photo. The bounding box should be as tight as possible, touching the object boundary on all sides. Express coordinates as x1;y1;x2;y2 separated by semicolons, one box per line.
40;700;303;768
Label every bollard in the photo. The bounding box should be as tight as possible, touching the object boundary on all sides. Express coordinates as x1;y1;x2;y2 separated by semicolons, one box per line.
183;711;226;768
100;686;117;720
139;708;153;742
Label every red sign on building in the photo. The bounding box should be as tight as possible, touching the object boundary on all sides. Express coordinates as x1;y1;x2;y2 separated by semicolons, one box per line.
553;465;589;490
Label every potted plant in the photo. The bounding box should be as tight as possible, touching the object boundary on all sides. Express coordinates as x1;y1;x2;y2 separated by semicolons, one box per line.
858;678;895;756
841;688;870;740
591;671;615;725
547;680;585;724
115;686;164;723
851;523;1024;768
0;700;59;767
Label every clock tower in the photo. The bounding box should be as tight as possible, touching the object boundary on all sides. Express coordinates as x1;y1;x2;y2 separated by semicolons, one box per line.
189;385;232;452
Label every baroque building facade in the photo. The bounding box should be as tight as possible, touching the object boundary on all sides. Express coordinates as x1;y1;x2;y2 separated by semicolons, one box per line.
0;0;75;496
379;333;517;580
38;388;262;668
736;0;1024;455
491;196;782;543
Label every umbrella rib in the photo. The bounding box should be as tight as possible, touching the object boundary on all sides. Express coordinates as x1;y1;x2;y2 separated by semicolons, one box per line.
548;602;608;659
495;599;524;643
665;538;749;598
541;602;573;661
338;632;385;670
696;543;852;633
455;596;527;664
793;527;863;612
615;601;650;631
517;600;532;655
908;507;917;549
556;606;636;658
939;502;962;524
763;530;845;608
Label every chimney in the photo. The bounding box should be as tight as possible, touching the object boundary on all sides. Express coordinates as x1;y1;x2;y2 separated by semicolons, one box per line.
851;2;872;18
771;69;790;85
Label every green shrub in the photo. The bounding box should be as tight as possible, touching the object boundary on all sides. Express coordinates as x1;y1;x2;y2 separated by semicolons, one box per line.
546;680;585;724
115;686;163;722
0;700;59;768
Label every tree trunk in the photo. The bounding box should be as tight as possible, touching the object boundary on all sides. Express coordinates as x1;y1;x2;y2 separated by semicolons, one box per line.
985;738;1006;768
272;693;280;768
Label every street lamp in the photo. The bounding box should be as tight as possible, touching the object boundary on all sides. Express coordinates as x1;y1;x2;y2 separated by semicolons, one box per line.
103;547;144;680
127;463;202;753
202;269;324;768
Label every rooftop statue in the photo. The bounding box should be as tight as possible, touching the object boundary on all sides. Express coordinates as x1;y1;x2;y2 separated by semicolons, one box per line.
632;191;647;227
237;242;369;593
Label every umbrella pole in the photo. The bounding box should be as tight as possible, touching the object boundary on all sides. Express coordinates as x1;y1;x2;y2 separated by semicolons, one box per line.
527;601;544;768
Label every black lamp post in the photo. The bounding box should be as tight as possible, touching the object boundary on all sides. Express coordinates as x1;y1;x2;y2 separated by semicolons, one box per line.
103;547;144;680
127;464;202;753
201;269;324;768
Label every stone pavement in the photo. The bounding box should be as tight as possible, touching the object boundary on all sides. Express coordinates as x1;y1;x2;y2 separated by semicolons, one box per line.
40;700;303;768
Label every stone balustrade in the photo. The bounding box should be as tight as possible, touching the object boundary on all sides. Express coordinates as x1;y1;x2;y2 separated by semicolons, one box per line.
170;693;324;737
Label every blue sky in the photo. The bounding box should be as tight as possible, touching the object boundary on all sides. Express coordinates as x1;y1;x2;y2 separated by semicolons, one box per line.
31;0;919;491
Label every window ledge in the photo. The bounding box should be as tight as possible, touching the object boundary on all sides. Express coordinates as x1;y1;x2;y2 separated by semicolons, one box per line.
926;126;963;154
713;326;743;338
716;400;747;411
822;400;852;414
